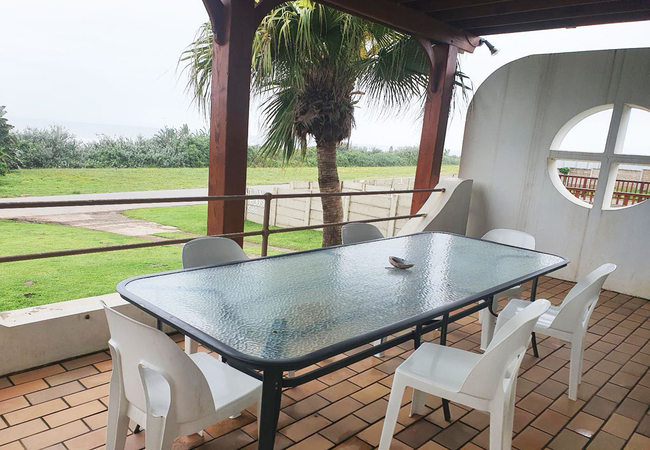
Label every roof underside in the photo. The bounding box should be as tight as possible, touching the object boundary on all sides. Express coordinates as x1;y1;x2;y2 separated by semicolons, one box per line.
397;0;650;36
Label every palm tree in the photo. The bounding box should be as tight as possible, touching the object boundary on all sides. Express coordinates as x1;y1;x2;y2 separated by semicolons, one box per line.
180;0;452;246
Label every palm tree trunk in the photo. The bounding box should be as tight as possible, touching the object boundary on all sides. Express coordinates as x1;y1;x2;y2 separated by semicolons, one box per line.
316;141;343;247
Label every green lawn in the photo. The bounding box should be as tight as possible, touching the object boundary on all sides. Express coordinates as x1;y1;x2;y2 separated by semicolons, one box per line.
124;205;323;251
0;219;183;311
0;211;319;311
0;166;458;197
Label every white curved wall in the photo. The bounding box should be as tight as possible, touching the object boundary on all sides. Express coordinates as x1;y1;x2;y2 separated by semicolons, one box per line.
460;48;650;297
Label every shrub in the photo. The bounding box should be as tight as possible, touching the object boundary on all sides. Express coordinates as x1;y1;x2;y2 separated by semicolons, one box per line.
0;106;19;175
14;125;82;168
10;124;460;170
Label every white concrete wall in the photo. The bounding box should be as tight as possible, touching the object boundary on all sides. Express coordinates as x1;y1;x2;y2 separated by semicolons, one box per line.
245;178;418;237
0;294;171;377
460;48;650;298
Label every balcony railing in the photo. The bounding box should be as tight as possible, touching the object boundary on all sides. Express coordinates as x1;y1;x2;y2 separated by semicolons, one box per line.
559;174;650;206
0;188;444;263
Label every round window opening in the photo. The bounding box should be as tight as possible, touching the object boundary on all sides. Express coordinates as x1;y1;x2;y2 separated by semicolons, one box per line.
550;105;650;209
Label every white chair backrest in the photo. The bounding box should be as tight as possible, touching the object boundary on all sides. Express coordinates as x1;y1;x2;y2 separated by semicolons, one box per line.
481;229;536;250
182;237;248;269
460;299;551;399
341;223;384;245
550;263;617;333
102;303;214;423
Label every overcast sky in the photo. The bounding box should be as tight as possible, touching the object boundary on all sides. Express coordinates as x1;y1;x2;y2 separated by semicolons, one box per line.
1;0;650;154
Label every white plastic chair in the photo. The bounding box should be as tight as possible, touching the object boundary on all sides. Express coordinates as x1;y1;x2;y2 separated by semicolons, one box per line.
182;237;248;355
495;263;616;400
182;236;248;269
341;223;384;245
379;299;550;450
479;229;536;350
102;302;262;450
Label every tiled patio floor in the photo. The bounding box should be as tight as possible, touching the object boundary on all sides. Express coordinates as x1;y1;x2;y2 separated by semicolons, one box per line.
1;276;650;450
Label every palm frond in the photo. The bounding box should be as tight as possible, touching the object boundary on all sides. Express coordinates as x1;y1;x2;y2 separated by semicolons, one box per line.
358;35;429;116
259;87;302;163
178;23;213;117
181;1;473;164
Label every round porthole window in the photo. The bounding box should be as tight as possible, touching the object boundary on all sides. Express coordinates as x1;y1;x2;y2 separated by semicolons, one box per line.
549;104;650;210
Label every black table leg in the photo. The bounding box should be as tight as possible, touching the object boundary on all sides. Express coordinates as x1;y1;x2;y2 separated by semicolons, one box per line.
531;332;540;357
258;369;283;450
439;314;451;422
487;295;497;317
530;277;538;301
156;319;162;330
414;324;422;349
530;277;540;357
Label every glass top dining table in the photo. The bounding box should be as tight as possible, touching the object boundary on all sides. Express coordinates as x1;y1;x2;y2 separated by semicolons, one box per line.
117;232;568;368
117;231;568;450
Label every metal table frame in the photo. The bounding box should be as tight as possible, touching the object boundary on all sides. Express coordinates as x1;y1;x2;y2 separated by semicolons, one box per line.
117;232;568;450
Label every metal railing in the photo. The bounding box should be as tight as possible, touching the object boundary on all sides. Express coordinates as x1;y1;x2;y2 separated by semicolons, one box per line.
0;188;444;263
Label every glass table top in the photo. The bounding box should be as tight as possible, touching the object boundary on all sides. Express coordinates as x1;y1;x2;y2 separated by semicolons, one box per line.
118;232;566;363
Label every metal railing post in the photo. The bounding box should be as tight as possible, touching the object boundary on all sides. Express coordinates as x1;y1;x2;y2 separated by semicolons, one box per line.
261;192;273;257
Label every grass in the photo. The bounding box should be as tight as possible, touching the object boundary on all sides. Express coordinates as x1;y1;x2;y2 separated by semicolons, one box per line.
0;166;458;197
124;205;323;251
0;219;183;311
0;213;304;311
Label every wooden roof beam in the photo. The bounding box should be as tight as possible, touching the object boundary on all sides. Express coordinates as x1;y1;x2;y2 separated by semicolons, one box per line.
450;0;650;30
400;0;509;13
468;10;650;34
431;0;623;22
318;0;480;52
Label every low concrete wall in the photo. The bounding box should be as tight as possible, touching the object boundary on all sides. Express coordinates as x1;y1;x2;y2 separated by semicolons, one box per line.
0;293;171;377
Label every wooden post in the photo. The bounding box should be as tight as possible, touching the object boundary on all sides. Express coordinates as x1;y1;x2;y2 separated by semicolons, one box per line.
203;0;256;244
411;42;458;214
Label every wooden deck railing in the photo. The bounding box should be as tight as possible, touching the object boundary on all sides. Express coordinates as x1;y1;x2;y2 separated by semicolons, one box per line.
559;174;650;206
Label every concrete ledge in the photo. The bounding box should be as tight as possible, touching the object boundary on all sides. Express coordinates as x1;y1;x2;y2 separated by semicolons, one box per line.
0;293;167;376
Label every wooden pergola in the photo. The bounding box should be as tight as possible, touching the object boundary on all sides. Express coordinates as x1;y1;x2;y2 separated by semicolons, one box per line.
201;0;650;239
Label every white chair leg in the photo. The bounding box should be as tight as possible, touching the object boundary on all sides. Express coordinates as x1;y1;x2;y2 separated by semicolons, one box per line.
480;311;496;351
577;336;586;385
378;381;405;450
501;386;517;450
185;336;199;355
410;388;428;417
106;401;129;450
568;340;583;401
374;337;386;358
106;380;129;450
145;416;177;450
489;398;508;450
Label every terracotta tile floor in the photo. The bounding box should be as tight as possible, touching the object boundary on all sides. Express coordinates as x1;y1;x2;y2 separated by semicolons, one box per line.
1;276;650;450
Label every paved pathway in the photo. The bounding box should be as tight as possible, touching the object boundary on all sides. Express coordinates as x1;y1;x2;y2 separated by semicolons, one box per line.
0;185;288;219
